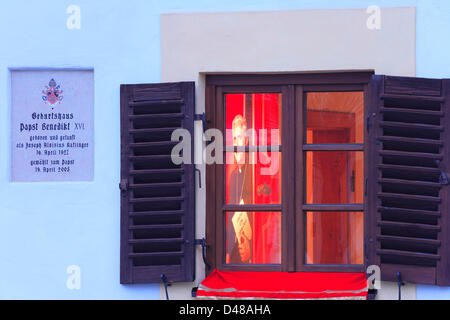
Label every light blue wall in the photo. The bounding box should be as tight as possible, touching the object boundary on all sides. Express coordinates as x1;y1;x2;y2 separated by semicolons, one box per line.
0;0;449;299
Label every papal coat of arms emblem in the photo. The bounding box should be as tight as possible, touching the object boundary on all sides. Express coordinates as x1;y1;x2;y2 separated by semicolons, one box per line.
42;78;63;107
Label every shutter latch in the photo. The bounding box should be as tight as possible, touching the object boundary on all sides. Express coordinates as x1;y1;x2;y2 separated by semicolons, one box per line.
396;272;405;300
160;274;171;300
195;237;211;271
194;112;210;133
119;179;128;192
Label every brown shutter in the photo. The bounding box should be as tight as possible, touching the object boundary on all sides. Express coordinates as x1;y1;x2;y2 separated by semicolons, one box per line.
368;75;450;285
120;82;195;284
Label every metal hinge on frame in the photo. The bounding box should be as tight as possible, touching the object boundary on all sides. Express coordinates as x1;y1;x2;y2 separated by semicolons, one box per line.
195;167;202;189
194;112;211;133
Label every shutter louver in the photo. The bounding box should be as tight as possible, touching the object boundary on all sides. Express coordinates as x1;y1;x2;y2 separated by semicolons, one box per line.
120;82;195;284
369;75;450;285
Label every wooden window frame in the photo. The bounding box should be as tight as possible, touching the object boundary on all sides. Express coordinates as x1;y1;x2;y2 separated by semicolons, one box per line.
205;72;374;274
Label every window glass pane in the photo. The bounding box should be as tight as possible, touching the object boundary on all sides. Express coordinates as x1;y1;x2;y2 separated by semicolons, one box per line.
226;152;281;205
305;212;364;265
306;151;363;204
306;92;364;144
225;211;281;264
225;93;281;146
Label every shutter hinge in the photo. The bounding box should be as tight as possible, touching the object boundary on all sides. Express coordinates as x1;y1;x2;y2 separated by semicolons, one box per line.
119;179;128;192
195;237;211;271
194;112;210;133
436;160;449;185
440;171;449;186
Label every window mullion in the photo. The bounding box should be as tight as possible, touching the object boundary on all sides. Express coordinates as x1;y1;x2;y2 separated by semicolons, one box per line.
282;84;296;272
294;85;305;272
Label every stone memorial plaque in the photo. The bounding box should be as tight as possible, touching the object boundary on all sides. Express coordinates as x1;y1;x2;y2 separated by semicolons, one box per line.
11;70;94;181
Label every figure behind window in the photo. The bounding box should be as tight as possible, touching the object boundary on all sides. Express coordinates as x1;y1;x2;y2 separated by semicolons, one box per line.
226;115;252;264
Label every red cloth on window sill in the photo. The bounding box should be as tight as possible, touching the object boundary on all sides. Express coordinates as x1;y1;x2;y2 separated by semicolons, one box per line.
196;269;368;300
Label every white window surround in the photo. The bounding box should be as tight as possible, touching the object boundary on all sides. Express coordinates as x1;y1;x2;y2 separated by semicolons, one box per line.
160;7;416;300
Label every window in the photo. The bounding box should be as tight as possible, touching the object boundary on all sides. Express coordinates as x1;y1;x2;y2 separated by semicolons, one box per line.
120;74;450;286
205;72;371;273
304;91;364;266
